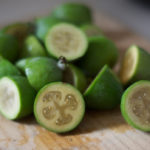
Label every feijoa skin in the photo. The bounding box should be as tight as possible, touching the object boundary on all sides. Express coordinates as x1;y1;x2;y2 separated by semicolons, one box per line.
51;3;92;25
121;80;150;131
25;57;62;90
63;64;87;93
45;23;88;61
35;16;61;41
0;76;36;120
0;33;19;62
120;45;150;85
84;65;123;109
34;82;85;133
20;35;46;58
0;57;21;78
80;24;102;39
15;58;31;74
77;36;118;77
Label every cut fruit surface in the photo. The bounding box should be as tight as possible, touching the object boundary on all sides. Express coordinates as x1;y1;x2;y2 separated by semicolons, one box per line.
34;82;85;133
45;23;88;61
120;45;150;85
121;80;150;131
0;76;35;120
84;65;123;109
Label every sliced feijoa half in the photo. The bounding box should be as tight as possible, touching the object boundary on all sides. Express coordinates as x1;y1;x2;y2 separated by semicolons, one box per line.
80;24;102;38
35;16;61;41
0;33;19;62
63;64;87;93
15;57;31;74
34;82;85;133
120;45;150;85
0;76;36;120
84;65;123;109
20;35;46;58
25;57;62;90
121;80;150;131
45;23;88;61
0;57;21;78
51;2;92;25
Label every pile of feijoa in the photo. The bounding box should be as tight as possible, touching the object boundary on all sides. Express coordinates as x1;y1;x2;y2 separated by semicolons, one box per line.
0;2;150;133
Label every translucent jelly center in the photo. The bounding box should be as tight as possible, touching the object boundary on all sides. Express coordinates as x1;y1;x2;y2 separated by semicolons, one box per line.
129;87;150;125
42;91;78;126
120;47;137;84
52;30;79;52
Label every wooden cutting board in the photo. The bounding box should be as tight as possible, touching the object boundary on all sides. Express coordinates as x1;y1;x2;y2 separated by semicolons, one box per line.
1;12;150;150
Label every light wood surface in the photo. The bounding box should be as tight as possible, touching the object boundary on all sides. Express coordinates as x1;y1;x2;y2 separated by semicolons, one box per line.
0;12;150;150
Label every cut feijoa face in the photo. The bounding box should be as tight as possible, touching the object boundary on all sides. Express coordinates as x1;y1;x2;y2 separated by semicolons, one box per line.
45;23;88;61
34;82;85;133
121;80;150;131
120;45;150;85
0;76;36;120
84;65;123;109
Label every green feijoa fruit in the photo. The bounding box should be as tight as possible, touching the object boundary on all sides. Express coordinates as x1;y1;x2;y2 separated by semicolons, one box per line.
0;76;36;120
121;80;150;131
51;2;92;25
63;64;87;93
20;35;46;58
25;57;62;90
80;24;102;38
15;58;31;74
0;57;21;77
84;65;123;109
0;23;31;42
120;45;150;85
34;82;85;133
35;16;61;41
0;33;19;62
77;36;118;77
45;23;88;61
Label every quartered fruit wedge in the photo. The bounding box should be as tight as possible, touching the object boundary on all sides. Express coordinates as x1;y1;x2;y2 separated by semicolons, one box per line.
34;82;85;133
121;80;150;131
120;45;150;85
45;23;88;61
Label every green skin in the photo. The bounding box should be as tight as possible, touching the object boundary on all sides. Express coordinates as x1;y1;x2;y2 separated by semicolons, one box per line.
125;45;150;85
51;3;92;25
0;33;19;62
0;23;30;41
78;36;118;77
80;24;102;39
34;82;85;133
25;57;62;90
15;58;31;74
0;57;21;78
66;64;87;93
84;65;123;109
20;35;46;58
0;76;36;120
35;16;61;41
121;80;150;131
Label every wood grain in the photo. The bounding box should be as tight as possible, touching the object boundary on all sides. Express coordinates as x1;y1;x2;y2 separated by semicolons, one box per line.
0;12;150;150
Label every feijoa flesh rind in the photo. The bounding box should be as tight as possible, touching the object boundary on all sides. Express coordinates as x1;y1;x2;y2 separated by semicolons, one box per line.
121;80;150;131
34;82;85;133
